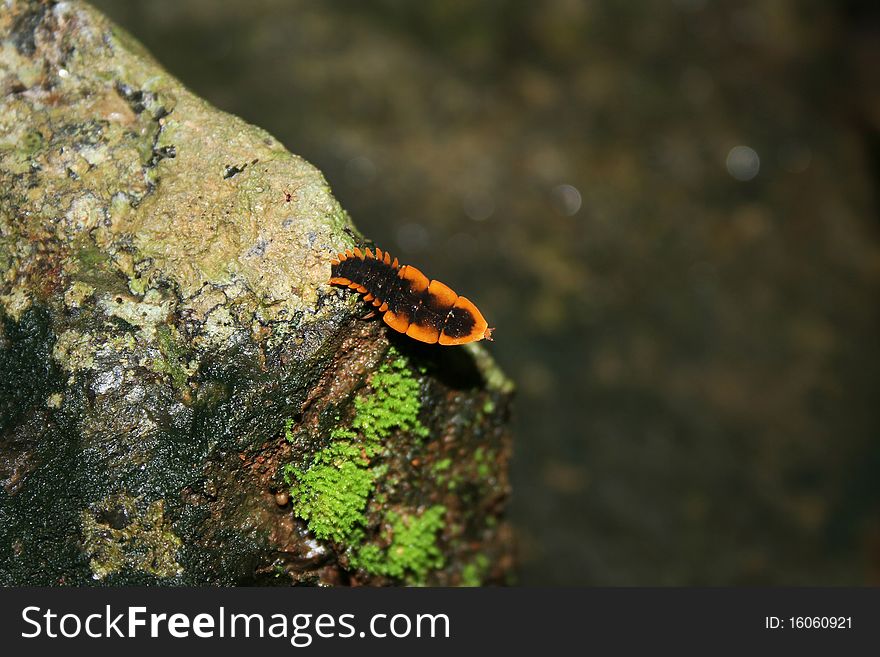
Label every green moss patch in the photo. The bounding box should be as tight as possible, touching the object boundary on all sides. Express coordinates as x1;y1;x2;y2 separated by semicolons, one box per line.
350;349;429;443
351;505;447;585
285;347;431;557
460;553;490;587
283;442;383;543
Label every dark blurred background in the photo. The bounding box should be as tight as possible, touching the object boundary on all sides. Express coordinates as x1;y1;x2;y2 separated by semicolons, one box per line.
91;0;880;585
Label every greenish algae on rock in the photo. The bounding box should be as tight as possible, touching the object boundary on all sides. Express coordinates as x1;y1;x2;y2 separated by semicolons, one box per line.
0;0;513;585
81;492;183;580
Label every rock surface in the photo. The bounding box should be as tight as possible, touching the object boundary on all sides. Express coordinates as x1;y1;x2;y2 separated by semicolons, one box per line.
0;0;513;585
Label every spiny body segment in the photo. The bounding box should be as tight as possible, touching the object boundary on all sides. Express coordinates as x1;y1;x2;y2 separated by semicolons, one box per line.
330;247;494;345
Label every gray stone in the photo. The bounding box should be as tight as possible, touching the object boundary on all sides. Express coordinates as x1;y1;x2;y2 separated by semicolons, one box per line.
0;0;513;586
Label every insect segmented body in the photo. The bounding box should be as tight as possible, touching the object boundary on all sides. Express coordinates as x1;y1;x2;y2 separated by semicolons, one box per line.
329;247;494;345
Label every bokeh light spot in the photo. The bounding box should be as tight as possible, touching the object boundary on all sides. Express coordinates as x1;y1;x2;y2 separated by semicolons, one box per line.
551;184;582;216
462;189;495;221
726;145;760;181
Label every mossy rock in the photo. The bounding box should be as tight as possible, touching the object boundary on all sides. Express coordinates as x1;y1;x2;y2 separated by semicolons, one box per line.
0;0;513;586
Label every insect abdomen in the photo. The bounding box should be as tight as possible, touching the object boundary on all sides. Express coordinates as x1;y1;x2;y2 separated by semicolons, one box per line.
329;247;493;345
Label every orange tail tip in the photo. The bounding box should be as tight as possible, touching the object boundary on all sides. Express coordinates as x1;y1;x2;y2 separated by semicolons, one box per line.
484;327;495;341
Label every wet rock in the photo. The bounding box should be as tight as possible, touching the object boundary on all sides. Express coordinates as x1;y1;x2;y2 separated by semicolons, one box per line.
0;0;513;586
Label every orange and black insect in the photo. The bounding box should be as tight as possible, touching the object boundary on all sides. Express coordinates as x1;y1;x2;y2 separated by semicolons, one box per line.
329;247;494;345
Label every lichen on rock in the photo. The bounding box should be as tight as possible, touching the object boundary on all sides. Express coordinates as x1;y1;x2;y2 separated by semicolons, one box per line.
0;0;513;586
81;492;183;580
